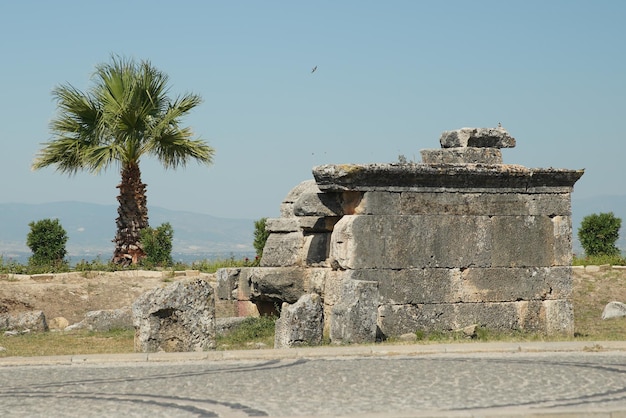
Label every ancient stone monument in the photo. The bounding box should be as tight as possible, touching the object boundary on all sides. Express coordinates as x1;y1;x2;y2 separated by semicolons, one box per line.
217;127;584;344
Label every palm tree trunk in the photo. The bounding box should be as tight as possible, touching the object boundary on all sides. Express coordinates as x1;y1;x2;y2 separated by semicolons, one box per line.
112;162;148;265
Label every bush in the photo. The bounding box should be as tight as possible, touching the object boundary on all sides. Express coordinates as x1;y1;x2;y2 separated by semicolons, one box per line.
26;218;68;269
253;217;269;259
578;212;622;257
140;223;173;267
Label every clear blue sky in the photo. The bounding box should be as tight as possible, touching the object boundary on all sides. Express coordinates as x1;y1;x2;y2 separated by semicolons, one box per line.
1;1;624;220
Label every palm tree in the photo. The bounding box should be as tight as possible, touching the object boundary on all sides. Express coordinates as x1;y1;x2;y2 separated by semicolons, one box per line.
33;56;214;265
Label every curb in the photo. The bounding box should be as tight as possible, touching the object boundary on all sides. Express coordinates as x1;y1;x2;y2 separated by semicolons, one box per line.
2;340;626;367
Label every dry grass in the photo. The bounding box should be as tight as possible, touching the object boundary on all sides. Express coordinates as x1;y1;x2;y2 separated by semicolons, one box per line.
0;329;135;357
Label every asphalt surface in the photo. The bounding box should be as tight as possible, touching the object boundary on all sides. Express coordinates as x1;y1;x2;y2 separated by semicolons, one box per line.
2;341;626;417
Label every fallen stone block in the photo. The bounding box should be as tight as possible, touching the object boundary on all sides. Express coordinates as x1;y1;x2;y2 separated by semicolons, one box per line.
602;301;626;320
275;293;324;349
65;307;132;332
132;278;216;352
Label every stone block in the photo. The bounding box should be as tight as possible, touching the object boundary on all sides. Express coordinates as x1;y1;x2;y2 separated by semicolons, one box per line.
420;148;503;164
330;279;379;344
439;127;516;148
132;278;216;352
216;268;241;300
330;215;492;269
275;294;324;349
398;192;571;217
346;267;571;304
294;191;343;216
280;180;320;217
265;218;300;232
552;216;573;265
298;216;341;232
377;300;573;337
247;267;306;304
260;232;304;267
352;191;401;215
490;216;555;267
303;233;331;266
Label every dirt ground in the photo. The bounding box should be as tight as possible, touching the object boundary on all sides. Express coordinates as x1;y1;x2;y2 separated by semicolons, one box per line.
0;270;213;325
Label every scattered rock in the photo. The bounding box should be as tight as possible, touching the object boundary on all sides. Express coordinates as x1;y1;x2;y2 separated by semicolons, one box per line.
65;308;132;332
0;310;48;332
398;333;417;342
439;127;516;149
132;278;216;352
274;293;324;349
48;317;70;330
602;301;626;320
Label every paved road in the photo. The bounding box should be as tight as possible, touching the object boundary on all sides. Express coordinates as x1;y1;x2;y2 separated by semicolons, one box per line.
2;342;626;417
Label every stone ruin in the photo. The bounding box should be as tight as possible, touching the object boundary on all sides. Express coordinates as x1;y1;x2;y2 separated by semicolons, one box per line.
217;127;584;345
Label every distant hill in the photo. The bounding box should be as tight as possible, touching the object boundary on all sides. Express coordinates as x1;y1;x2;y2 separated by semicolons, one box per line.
0;202;255;263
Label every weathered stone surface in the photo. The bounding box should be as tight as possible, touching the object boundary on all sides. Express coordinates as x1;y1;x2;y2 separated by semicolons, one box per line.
377;300;573;337
132;279;215;352
265;218;300;233
0;310;48;332
421;147;503;164
398;192;572;217
330;280;379;344
602;301;626;320
490;216;557;267
275;294;324;349
330;215;492;269
280;180;320;218
303;233;331;267
313;164;584;193
247;267;307;304
293;191;343;217
439;127;516;148
260;232;304;267
215;316;250;336
65;308;132;332
298;216;341;232
344;267;571;304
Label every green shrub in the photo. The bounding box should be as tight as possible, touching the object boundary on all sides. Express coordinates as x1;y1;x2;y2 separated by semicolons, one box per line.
578;212;622;257
253;217;269;260
26;218;68;270
140;223;173;267
572;253;626;266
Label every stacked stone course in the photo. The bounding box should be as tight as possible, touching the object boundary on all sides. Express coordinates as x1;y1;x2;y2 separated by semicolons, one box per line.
217;127;584;344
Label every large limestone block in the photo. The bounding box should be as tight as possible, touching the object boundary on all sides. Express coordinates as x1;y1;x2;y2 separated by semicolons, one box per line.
274;293;324;349
490;216;557;267
280;180;320;218
421;148;503;164
330;279;379;344
312;164;583;193
247;267;307;304
330;215;492;269
132;279;216;352
345;267;571;304
261;232;305;267
398;192;572;217
377;300;573;337
303;233;331;266
439;127;516;149
216;268;241;301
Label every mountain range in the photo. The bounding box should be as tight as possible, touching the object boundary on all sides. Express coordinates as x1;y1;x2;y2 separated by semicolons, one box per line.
0;195;624;263
0;202;256;263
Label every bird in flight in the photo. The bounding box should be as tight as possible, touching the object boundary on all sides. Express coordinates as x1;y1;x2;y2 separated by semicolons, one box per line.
311;66;317;73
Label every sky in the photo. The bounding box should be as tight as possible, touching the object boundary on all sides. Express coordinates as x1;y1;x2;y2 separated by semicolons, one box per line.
1;1;625;221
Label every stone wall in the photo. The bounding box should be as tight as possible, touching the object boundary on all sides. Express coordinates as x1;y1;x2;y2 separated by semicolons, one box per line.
217;127;584;344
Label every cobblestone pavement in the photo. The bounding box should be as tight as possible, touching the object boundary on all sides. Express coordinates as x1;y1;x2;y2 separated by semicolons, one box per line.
2;346;626;417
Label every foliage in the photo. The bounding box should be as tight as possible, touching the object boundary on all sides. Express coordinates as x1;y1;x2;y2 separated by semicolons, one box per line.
578;212;622;257
572;253;626;266
140;223;174;267
216;316;276;350
191;256;256;273
32;55;214;264
26;218;68;269
253;217;269;259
